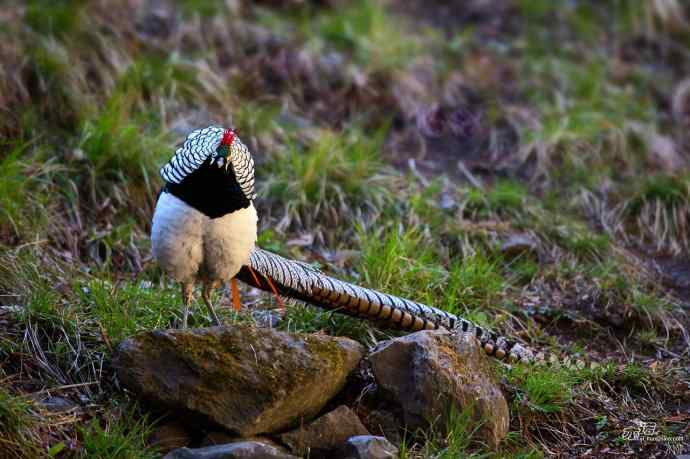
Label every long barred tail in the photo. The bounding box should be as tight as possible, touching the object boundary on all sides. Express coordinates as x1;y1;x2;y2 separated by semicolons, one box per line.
236;248;535;363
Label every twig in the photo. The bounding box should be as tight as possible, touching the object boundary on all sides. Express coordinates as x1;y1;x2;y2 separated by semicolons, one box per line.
457;160;483;189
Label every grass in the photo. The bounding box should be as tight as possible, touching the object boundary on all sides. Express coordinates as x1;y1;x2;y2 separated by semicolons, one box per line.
278;302;376;344
425;406;487;459
507;365;576;415
308;0;421;72
0;389;42;458
447;255;505;313
0;0;688;457
400;405;546;459
629;289;677;334
399;405;487;459
622;174;690;253
628;175;690;212
78;96;169;183
255;0;423;73
24;1;88;38
78;407;158;459
78;279;187;343
464;181;530;218
0;143;59;239
354;225;506;313
510;1;669;192
116;56;200;106
267;127;385;202
357;226;439;301
259;125;393;235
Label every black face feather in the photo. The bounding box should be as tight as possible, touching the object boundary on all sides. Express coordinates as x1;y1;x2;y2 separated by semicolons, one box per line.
162;157;251;218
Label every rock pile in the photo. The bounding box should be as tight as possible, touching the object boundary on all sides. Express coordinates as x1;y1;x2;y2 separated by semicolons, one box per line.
114;324;509;458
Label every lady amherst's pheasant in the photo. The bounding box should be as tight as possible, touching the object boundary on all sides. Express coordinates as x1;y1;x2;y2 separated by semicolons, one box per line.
152;126;534;363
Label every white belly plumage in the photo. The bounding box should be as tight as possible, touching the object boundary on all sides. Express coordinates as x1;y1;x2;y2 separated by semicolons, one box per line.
151;192;258;284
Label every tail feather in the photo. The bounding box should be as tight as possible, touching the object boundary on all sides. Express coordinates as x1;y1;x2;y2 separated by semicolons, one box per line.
237;247;534;363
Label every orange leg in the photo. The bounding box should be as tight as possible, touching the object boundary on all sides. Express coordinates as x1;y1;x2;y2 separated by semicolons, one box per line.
247;266;285;313
247;266;263;287
230;277;241;311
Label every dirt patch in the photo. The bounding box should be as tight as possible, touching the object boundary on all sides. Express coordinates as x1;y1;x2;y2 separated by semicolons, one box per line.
386;103;520;182
653;256;690;304
390;0;520;39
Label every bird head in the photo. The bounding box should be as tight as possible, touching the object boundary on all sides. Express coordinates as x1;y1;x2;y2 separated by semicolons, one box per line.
214;128;256;201
160;126;256;201
213;128;236;169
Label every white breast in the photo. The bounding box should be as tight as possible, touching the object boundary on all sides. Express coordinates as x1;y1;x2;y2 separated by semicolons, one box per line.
151;192;258;284
202;202;258;281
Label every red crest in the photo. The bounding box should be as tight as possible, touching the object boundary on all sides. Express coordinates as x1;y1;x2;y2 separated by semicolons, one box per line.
221;129;236;146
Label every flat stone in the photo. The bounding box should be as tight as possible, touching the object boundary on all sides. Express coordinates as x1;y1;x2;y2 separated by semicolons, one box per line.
342;435;398;459
279;405;369;457
114;325;364;436
163;440;298;459
368;330;509;448
201;434;279;450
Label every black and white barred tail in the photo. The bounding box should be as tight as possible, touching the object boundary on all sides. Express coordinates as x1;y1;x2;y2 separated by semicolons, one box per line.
236;248;535;363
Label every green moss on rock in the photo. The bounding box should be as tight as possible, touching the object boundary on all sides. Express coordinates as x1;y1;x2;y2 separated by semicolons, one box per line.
113;324;364;436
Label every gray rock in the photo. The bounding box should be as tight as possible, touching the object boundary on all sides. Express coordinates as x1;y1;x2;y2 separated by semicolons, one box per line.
201;435;279;449
163;440;298;459
38;396;77;413
368;330;509;448
343;435;398;459
279;405;369;457
114;325;364;436
500;233;538;258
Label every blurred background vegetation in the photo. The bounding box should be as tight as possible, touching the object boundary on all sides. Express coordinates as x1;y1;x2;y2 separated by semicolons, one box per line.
0;0;689;457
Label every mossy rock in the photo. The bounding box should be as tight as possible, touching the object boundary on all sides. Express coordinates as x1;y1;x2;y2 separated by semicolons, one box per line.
113;324;364;436
369;330;509;449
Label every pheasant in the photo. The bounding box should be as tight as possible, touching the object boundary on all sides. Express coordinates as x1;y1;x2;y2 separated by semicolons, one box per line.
152;126;257;327
152;126;535;363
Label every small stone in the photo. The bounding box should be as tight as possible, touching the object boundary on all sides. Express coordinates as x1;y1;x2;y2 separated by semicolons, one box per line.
500;234;538;258
163;440;298;459
148;421;192;454
279;405;369;457
343;435;398;459
38;396;76;413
